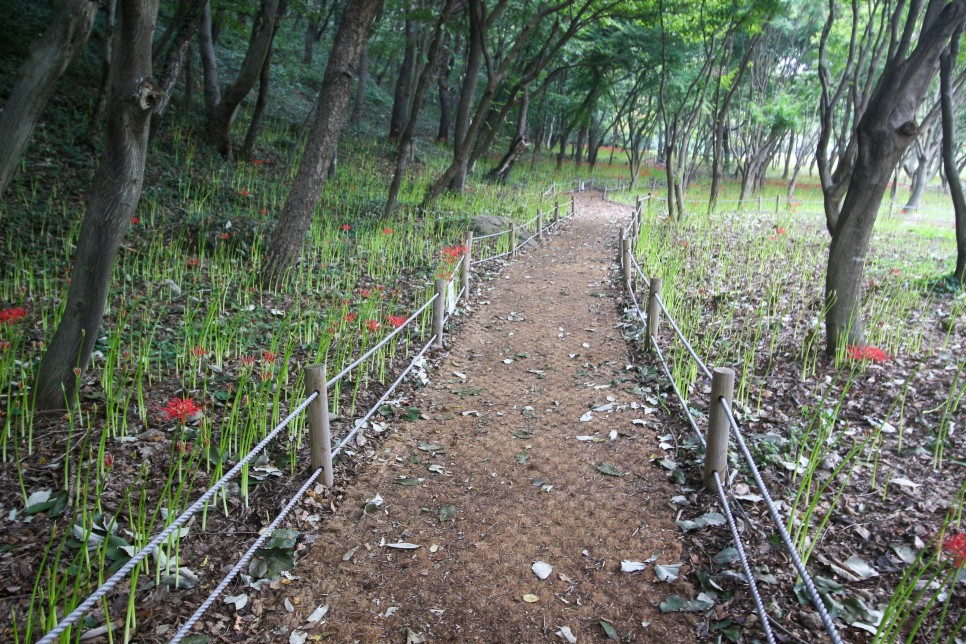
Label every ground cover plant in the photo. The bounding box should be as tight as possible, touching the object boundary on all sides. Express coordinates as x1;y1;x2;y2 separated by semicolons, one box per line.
615;180;966;641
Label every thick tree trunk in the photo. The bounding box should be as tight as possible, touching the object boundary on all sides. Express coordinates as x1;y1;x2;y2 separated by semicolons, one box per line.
0;0;99;198
262;0;384;286
941;26;966;284
487;86;529;183
35;0;160;411
825;0;966;355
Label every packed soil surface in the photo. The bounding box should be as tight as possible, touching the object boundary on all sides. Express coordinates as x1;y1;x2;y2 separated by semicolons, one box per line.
252;193;700;642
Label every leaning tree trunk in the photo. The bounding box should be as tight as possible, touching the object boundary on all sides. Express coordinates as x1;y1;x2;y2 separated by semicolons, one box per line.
388;13;415;140
35;0;160;411
449;1;483;191
0;0;99;198
206;0;282;157
262;0;384;286
825;1;966;355
349;38;368;126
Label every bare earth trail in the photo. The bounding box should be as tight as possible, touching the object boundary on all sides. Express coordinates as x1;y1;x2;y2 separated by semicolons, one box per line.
257;193;697;642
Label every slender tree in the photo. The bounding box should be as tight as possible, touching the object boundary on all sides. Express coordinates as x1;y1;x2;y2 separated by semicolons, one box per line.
262;0;385;286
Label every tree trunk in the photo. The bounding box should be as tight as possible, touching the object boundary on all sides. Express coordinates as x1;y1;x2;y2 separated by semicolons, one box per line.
349;38;368;126
262;0;384;286
389;13;416;141
151;0;205;122
449;0;483;190
902;155;931;211
35;0;160;411
825;0;966;355
436;45;454;141
0;0;99;198
384;0;455;216
487;86;529;183
89;0;117;139
241;0;287;159
941;26;966;285
207;0;283;157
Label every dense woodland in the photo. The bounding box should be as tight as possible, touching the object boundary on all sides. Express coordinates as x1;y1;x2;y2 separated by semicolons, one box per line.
1;0;965;641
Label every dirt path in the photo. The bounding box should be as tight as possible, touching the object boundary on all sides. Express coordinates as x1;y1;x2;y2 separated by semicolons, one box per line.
255;193;697;642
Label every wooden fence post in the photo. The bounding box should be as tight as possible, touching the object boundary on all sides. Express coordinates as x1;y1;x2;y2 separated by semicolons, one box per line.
432;278;446;349
704;367;735;491
621;235;632;291
305;364;333;487
537;210;544;242
758;194;763;216
510;222;518;257
554;199;560;223
775;194;780;214
570;197;575;216
462;232;473;296
645;277;663;351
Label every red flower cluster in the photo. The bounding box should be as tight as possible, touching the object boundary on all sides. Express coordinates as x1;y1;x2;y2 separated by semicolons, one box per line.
0;307;27;324
0;340;11;351
240;355;256;367
130;216;140;225
383;227;393;234
366;320;380;333
340;224;352;232
164;397;201;422
944;531;966;568
239;189;251;197
776;227;787;235
344;312;357;323
186;257;200;268
442;245;467;262
388;315;407;329
263;350;277;364
190;345;206;357
846;345;891;363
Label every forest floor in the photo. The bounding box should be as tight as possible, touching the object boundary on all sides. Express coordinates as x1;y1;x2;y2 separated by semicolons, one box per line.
245;192;701;642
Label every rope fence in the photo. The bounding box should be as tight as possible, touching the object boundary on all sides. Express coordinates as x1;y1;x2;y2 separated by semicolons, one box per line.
615;189;845;643
38;184;580;644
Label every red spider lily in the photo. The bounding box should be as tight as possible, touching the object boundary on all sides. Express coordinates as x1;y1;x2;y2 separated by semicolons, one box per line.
436;269;454;280
944;531;966;568
190;345;206;357
103;453;114;469
441;245;467;262
186;257;200;267
0;340;12;351
130;216;140;225
388;315;407;329
383;227;393;234
340;224;351;232
366;319;380;333
776;227;787;235
165;397;201;422
240;355;256;367
678;240;689;248
239;189;250;197
219;233;230;240
263;350;277;364
375;284;384;293
359;288;371;298
344;312;357;324
846;345;891;363
0;307;28;324
260;208;268;216
891;268;901;276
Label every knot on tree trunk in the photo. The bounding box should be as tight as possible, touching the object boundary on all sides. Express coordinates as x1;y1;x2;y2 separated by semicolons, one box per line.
132;77;162;111
898;120;918;136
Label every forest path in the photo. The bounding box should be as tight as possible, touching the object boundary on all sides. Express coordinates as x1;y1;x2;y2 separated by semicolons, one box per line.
256;192;697;642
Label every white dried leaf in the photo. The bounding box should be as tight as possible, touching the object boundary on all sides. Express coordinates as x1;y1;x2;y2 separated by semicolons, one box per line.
307;604;329;623
557;625;578;643
532;561;553;579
